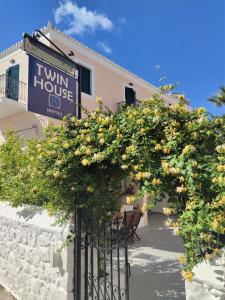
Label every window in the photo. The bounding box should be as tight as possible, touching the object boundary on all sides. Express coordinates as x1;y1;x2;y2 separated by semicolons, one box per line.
80;65;91;95
6;65;20;101
125;86;136;105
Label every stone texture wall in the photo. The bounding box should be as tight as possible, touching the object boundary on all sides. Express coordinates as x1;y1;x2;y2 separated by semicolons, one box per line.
186;249;225;300
0;202;74;300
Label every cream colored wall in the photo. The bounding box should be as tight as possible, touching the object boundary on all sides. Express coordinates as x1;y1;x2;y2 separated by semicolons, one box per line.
50;31;156;114
0;28;177;140
0;111;49;142
0;49;28;84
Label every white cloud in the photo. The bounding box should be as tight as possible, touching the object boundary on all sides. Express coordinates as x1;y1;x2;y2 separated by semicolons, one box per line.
98;41;112;54
54;1;113;35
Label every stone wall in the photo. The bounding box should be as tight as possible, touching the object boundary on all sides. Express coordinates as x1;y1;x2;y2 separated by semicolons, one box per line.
186;249;225;300
0;202;73;300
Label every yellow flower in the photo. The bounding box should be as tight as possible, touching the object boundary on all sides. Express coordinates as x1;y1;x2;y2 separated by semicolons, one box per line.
136;119;144;126
53;171;60;178
163;147;171;154
192;161;198;168
155;144;162;151
161;161;169;171
214;248;222;256
126;195;135;204
181;270;193;281
143;108;151;115
179;176;185;183
163;208;172;216
87;186;94;193
211;218;219;230
140;128;146;134
216;144;225;154
121;164;128;170
136;172;143;180
214;118;223;125
56;160;63;166
152;178;161;186
191;132;199;138
82;159;90;166
71;116;78;123
74;150;81;156
143;172;151;178
126;145;136;153
165;218;173;227
86;136;92;143
217;165;224;172
94;153;105;162
178;94;185;101
182;145;196;155
133;165;139;171
63;142;70;149
99;138;105;145
176;185;187;193
179;256;186;264
169;167;180;175
85;148;92;155
96;96;103;104
122;154;128;160
197;107;206;115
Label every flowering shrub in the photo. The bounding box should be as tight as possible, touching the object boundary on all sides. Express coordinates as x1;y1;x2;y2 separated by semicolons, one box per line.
0;95;224;278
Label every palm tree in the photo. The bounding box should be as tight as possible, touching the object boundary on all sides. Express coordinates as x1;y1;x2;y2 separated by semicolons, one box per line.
208;86;225;107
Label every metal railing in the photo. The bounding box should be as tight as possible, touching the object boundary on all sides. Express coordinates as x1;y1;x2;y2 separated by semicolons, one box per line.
117;99;141;111
0;74;27;102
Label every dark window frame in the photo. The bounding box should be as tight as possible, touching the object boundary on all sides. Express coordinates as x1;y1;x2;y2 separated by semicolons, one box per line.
79;64;92;96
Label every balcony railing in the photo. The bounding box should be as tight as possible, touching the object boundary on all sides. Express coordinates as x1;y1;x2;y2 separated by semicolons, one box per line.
117;99;141;111
0;74;27;102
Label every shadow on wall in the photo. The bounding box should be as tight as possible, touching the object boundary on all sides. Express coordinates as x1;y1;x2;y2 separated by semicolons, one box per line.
0;111;48;142
16;205;43;221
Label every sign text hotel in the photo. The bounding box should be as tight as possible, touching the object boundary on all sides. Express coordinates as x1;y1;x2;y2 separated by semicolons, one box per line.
28;55;77;120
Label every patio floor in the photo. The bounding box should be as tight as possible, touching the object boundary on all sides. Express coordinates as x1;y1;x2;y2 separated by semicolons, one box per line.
0;285;15;300
129;213;185;300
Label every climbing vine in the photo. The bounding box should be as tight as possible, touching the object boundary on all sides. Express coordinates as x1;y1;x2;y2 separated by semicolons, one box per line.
0;95;224;280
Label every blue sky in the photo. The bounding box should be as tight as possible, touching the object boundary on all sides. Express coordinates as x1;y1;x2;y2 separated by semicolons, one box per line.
0;0;224;115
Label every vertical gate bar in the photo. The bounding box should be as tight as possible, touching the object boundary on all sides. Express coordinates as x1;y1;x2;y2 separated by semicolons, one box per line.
97;232;100;300
75;208;82;300
117;217;121;300
90;232;94;300
124;211;129;300
73;210;77;300
84;222;89;300
110;222;113;300
103;226;107;299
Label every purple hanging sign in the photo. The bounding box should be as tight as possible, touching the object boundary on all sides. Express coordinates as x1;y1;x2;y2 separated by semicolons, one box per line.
28;55;77;120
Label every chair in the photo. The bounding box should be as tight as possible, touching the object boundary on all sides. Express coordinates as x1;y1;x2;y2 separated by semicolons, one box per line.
119;209;143;243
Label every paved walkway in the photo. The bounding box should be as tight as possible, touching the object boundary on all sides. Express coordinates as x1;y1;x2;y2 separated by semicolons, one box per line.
129;213;185;300
0;285;15;300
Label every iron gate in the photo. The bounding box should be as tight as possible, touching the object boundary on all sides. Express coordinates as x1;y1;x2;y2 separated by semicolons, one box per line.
74;210;130;300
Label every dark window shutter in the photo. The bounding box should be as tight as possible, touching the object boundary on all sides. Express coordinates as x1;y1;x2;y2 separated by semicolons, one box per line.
6;65;19;100
125;87;136;105
80;65;91;95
